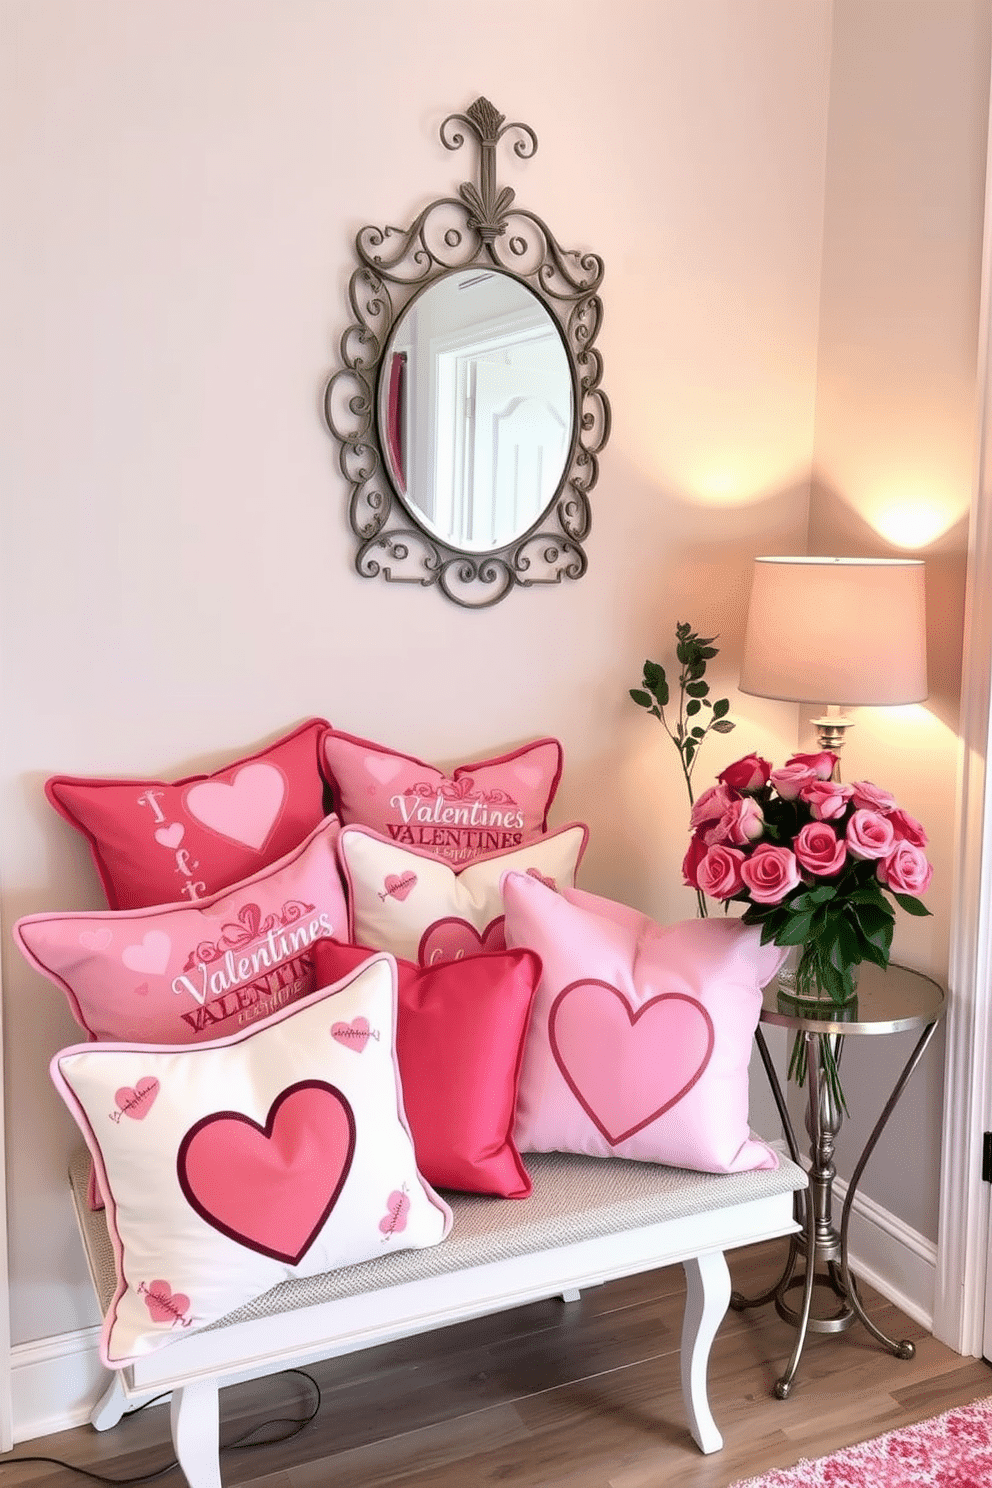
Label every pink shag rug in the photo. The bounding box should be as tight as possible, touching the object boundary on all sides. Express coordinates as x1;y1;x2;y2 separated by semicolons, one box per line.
730;1396;992;1487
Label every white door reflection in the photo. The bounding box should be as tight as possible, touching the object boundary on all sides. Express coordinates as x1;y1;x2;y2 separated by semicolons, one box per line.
379;269;574;554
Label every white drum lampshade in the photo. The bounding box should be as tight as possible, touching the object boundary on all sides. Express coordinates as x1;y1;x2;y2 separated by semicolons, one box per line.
740;556;928;760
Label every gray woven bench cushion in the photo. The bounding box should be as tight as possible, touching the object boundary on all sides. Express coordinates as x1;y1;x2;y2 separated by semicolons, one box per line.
70;1146;803;1332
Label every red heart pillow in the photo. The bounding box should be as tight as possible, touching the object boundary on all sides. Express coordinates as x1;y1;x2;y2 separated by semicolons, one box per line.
46;718;329;909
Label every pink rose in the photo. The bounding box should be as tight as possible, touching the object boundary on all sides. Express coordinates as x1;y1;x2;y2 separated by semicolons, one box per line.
846;808;896;861
786;751;838;781
770;763;818;801
800;779;854;822
682;833;708;889
890;808;928;848
690;783;734;831
705;796;765;847
739;843;801;905
718;753;772;793
878;841;933;896
793;821;847;877
696;844;746;899
850;780;897;814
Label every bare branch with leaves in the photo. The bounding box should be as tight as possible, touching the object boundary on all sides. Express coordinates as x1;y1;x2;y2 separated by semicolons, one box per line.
630;623;736;917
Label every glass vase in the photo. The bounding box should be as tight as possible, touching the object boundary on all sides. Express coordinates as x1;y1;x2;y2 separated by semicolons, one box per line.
776;943;860;1009
775;945;859;1117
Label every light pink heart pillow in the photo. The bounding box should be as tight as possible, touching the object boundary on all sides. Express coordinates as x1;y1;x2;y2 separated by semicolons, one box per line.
338;822;588;966
51;955;451;1365
502;873;785;1174
46;718;329;909
15;815;348;1046
320;729;563;865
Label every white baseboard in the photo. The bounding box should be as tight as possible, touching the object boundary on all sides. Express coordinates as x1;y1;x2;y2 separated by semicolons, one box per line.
8;1179;938;1446
10;1324;106;1444
834;1172;937;1330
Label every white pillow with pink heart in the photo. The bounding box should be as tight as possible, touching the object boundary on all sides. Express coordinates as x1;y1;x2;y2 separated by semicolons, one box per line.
338;822;588;966
50;954;452;1366
502;872;785;1174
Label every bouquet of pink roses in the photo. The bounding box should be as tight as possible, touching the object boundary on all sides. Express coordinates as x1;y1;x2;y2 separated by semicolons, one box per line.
683;750;932;1006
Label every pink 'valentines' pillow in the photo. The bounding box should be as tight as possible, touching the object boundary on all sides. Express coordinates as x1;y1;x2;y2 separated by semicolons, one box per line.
319;729;563;865
46;718;329;909
309;938;541;1198
502;873;785;1174
15;815;348;1047
338;822;588;966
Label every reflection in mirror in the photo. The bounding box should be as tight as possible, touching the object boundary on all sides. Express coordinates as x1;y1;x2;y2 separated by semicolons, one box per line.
379;269;574;554
324;96;610;608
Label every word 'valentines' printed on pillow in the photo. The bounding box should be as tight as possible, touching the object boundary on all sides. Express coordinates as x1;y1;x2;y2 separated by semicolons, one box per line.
338;822;588;967
320;730;563;865
15;815;348;1046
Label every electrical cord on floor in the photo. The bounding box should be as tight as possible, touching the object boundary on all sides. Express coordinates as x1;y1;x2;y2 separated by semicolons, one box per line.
0;1367;322;1484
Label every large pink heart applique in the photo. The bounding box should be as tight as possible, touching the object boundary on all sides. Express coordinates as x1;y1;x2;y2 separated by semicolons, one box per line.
418;916;506;967
548;981;715;1146
184;763;287;851
177;1080;355;1264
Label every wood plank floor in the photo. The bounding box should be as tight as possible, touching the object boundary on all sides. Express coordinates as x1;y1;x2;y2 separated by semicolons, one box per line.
2;1241;989;1486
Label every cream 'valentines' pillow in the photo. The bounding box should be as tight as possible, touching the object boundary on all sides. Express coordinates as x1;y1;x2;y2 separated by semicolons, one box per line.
15;816;348;1046
51;955;452;1366
338;823;588;966
46;718;329;909
503;873;784;1174
320;729;563;864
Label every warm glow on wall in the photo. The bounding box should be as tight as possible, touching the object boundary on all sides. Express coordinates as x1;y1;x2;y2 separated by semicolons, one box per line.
865;489;966;548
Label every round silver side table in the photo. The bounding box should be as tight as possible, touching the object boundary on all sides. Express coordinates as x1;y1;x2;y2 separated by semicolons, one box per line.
730;960;945;1398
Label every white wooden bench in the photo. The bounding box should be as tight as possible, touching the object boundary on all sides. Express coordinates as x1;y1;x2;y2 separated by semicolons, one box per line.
69;1146;805;1488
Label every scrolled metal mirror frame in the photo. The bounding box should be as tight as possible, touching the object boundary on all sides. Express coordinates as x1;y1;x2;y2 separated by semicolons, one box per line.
323;97;611;608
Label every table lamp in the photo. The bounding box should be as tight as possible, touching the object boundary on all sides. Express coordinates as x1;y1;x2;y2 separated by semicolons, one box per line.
739;556;928;772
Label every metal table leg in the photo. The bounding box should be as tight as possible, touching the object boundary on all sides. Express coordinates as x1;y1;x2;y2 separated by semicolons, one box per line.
732;1018;939;1396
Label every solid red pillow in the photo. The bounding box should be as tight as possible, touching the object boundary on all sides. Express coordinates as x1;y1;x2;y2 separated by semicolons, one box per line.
309;938;540;1198
46;719;329;910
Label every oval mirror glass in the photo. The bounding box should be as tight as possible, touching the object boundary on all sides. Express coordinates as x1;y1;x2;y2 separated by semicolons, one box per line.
377;268;575;554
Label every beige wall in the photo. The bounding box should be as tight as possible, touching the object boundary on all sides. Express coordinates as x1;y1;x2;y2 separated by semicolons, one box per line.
809;0;990;1239
0;0;831;1350
2;0;985;1370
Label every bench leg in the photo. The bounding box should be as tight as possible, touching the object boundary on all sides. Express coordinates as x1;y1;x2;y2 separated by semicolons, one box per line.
681;1250;730;1454
90;1373;129;1432
171;1379;222;1488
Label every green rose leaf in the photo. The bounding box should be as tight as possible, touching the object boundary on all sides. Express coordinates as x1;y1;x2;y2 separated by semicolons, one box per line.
892;892;933;917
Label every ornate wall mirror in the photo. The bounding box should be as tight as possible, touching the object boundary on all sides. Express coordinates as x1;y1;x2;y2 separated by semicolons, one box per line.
324;97;611;608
